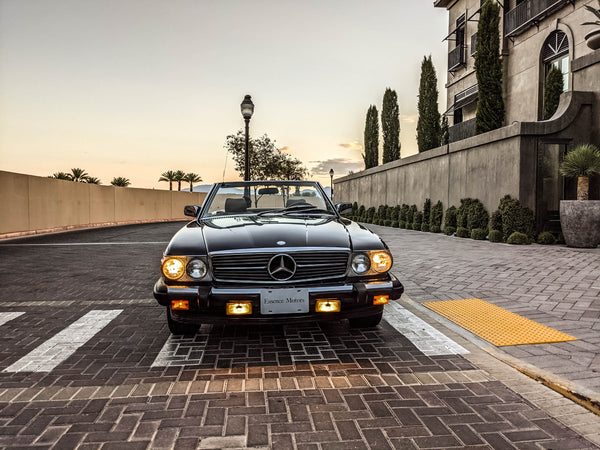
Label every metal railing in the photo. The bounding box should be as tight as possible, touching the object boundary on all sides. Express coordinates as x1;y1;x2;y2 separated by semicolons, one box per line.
449;118;477;143
504;0;567;37
470;33;477;56
448;44;466;72
454;84;479;107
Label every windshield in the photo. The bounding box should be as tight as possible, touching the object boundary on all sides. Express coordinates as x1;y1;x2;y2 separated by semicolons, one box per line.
201;181;335;218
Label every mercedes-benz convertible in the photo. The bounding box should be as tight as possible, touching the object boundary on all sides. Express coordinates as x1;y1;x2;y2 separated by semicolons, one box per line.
153;180;403;335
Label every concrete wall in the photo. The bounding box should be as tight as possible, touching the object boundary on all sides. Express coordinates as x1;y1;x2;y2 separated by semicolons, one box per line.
0;171;207;237
334;91;595;217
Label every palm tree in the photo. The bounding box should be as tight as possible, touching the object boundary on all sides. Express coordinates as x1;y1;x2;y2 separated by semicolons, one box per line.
158;170;177;190
49;172;71;180
174;170;186;191
85;177;101;184
111;177;131;187
183;173;202;191
69;168;89;182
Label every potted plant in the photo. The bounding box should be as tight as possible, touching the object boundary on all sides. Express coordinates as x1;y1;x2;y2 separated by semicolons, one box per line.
583;0;600;50
559;144;600;247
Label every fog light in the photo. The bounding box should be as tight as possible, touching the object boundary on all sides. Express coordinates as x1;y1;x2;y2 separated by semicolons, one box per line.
226;301;252;315
315;299;341;313
171;300;189;310
373;295;389;305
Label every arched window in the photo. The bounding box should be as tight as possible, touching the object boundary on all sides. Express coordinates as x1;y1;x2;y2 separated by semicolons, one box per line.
542;30;569;90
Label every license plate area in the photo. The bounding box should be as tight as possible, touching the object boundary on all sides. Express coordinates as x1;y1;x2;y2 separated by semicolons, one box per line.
260;288;309;315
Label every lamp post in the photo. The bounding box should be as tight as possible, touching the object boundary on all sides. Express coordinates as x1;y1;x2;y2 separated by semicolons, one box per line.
329;168;334;201
240;95;254;181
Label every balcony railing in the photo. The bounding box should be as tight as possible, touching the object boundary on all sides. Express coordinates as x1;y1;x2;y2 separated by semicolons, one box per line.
449;118;477;143
504;0;567;37
448;44;466;72
470;33;477;56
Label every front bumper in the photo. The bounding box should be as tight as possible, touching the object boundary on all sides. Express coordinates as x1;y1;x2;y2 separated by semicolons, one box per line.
153;273;404;325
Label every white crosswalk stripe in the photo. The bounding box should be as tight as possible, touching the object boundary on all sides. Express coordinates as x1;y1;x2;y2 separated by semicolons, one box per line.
3;310;122;373
383;302;469;356
0;312;25;327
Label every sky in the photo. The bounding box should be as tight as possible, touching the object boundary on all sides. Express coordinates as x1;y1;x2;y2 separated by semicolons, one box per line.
0;0;448;189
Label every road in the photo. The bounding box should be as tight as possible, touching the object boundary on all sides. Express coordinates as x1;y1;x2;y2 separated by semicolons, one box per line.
0;222;598;449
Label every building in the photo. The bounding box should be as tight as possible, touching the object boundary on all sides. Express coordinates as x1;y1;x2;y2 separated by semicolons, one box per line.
335;0;599;233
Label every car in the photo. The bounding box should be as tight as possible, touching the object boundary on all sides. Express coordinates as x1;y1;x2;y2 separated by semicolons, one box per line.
153;180;404;335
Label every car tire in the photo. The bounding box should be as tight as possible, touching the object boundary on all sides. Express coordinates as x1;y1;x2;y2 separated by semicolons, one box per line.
349;311;383;328
166;308;199;335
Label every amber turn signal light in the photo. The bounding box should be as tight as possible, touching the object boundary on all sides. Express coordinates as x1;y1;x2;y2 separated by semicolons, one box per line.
226;301;252;315
373;295;389;305
171;300;189;310
315;299;341;313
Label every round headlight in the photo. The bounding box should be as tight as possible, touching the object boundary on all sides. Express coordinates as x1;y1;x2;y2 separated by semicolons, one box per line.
162;258;185;280
186;258;207;279
352;254;371;274
371;251;392;273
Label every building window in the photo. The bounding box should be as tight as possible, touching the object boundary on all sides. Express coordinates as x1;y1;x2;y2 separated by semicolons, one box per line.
542;30;569;91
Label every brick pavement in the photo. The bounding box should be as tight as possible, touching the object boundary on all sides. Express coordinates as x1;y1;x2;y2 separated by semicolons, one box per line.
0;222;599;448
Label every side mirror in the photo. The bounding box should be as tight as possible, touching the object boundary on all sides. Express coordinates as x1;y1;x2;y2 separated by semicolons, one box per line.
335;202;353;216
184;205;200;218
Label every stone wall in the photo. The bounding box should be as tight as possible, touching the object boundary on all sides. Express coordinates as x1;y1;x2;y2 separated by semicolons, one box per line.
0;171;207;238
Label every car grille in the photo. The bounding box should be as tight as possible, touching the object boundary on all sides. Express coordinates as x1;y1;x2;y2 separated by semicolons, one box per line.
211;251;349;283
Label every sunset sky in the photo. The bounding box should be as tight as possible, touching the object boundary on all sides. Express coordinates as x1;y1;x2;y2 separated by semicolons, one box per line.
0;0;448;189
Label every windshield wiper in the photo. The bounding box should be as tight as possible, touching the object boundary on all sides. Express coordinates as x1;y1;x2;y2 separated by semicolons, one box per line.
256;204;335;217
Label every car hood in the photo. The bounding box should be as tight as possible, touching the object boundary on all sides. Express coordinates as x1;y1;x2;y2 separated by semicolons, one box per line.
164;216;387;255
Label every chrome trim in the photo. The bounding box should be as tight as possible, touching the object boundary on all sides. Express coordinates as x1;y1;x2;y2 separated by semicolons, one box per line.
364;281;393;290
211;285;355;296
209;247;350;255
166;286;199;295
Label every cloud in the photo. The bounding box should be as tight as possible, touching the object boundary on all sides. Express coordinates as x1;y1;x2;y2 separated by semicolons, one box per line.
400;114;418;124
278;146;292;153
339;141;363;151
309;158;364;176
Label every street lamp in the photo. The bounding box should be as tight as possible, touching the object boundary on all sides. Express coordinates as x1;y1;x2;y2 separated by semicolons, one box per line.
240;95;254;181
329;168;334;201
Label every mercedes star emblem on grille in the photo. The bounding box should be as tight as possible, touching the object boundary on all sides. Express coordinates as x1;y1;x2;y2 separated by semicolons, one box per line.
268;254;296;280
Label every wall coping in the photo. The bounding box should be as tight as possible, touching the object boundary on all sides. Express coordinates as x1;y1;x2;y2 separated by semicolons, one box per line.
335;90;595;184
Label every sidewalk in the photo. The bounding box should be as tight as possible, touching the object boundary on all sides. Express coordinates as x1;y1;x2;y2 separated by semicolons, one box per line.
368;224;600;408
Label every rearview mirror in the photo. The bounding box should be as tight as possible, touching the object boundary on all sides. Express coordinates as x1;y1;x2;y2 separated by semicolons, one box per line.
257;187;279;195
184;205;200;218
335;202;353;216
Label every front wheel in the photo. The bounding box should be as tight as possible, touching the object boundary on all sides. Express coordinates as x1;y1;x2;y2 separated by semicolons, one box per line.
349;311;383;328
166;308;200;335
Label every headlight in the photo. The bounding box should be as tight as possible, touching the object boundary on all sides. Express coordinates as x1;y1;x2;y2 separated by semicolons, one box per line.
186;258;207;279
352;254;371;274
162;258;185;280
371;251;392;273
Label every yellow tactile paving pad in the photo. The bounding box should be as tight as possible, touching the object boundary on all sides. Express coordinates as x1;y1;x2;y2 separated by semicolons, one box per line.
423;298;577;346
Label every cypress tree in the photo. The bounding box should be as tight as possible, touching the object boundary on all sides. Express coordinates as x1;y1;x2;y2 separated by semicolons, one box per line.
441;115;449;145
416;55;441;152
543;66;564;120
382;88;401;163
475;0;504;134
363;105;379;169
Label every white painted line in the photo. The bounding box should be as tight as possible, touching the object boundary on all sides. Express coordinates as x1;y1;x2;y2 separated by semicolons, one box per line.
0;312;25;327
0;242;169;247
383;302;469;356
151;332;209;367
3;310;122;373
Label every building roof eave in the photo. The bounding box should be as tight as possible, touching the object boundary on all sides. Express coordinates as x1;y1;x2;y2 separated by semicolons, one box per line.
434;0;453;8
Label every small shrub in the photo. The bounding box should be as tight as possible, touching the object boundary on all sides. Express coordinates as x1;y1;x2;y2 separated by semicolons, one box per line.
556;233;565;244
421;223;430;232
456;198;475;229
366;207;376;223
423;199;431;228
489;229;503;242
407;205;417;225
490;210;503;233
352;202;358;216
471;228;488;240
399;204;409;223
500;197;535;241
467;200;489;231
430;200;444;230
537;232;556;245
444;226;456;236
507;231;531;245
413;211;423;230
444;206;457;229
390;206;399;222
392;221;399;228
431;224;441;233
398;220;406;229
384;220;392;227
456;227;470;238
357;205;366;218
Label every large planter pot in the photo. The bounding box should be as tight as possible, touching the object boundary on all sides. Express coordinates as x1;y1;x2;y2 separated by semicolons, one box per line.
559;200;600;248
585;29;600;50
